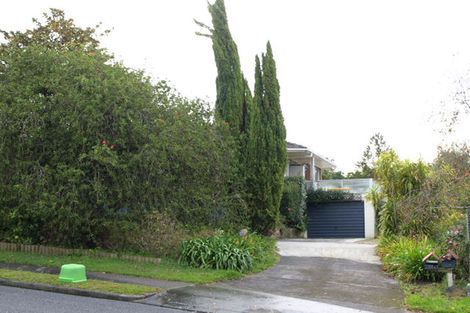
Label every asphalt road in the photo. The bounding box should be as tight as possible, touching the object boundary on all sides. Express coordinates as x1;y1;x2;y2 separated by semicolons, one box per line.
0;285;186;313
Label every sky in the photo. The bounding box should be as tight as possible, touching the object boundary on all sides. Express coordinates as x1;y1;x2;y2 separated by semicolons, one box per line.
2;0;469;172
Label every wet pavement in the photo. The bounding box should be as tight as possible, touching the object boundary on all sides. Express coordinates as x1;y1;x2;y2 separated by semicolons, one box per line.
140;285;379;313
139;240;406;313
216;256;404;313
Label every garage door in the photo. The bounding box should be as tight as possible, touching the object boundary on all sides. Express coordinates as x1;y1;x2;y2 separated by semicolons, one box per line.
307;201;365;238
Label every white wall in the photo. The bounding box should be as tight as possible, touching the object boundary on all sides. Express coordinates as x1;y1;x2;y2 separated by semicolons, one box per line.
364;199;376;238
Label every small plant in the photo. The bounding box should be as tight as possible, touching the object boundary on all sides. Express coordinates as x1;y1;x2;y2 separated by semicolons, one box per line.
379;236;443;282
180;235;253;272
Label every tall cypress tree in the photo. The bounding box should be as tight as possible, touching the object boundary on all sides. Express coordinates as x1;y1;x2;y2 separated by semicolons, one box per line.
196;0;248;138
248;43;287;234
196;0;252;217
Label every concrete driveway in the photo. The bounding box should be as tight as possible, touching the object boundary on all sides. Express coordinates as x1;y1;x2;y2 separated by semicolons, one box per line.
141;239;406;313
219;239;405;313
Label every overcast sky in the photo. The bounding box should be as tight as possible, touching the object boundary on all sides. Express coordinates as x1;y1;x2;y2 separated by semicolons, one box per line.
2;0;469;172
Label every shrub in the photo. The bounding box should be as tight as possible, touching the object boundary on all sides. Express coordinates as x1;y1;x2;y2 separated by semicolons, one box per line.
232;233;278;271
306;189;358;203
0;43;246;248
128;211;189;257
435;214;469;279
180;235;253;272
280;177;306;231
378;236;443;282
180;232;278;272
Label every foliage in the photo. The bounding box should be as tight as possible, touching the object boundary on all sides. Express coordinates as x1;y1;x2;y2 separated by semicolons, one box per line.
372;145;469;238
0;11;248;249
196;0;250;138
197;2;288;234
247;44;287;234
349;133;390;178
0;9;108;55
180;232;277;273
322;170;346;179
180;235;253;272
306;189;358;203
378;236;443;282
241;234;279;273
435;215;469;279
280;177;307;231
195;0;255;231
373;150;430;236
0;268;159;295
128;211;189;257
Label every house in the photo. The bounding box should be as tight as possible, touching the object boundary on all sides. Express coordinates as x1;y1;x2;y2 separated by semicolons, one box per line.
285;141;335;188
285;141;376;239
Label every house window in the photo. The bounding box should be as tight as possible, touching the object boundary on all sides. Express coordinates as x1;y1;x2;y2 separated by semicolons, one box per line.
289;165;305;177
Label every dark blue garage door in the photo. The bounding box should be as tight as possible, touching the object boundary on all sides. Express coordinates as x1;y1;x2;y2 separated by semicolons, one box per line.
307;201;365;238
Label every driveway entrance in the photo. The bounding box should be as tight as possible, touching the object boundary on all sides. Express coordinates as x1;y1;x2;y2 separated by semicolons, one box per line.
140;239;405;313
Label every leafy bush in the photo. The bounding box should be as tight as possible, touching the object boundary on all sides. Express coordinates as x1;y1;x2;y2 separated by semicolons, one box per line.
435;215;469;279
0;14;249;248
233;233;278;272
306;189;358;203
180;235;253;272
374;151;431;236
378;236;443;282
280;177;306;231
128;211;189;257
373;146;469;238
180;233;278;272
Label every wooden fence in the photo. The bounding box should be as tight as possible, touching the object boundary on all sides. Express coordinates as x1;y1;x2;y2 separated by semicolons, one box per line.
0;242;161;265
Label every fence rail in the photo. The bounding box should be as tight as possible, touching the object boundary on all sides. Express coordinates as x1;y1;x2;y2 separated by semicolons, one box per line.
0;242;161;265
313;178;375;194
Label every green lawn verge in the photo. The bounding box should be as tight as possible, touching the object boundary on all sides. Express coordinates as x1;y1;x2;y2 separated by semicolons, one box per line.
404;282;470;313
0;268;158;295
0;250;242;284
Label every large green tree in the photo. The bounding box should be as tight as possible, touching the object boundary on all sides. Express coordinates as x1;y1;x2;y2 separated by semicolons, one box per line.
196;0;253;218
196;0;251;138
0;9;244;248
0;8;108;54
248;43;287;233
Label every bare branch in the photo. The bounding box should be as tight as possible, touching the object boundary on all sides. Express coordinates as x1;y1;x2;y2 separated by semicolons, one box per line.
195;31;212;38
194;19;213;33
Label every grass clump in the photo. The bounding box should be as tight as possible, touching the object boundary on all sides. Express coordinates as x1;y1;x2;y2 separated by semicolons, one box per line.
378;236;443;282
0;269;158;295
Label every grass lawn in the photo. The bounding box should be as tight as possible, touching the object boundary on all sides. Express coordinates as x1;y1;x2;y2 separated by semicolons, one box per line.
404;282;470;313
0;250;245;284
0;268;159;295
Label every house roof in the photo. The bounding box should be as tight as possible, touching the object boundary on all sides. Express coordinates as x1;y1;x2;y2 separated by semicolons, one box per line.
286;141;336;169
286;142;307;149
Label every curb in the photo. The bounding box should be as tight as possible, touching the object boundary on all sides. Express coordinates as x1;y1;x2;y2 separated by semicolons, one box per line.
0;278;156;302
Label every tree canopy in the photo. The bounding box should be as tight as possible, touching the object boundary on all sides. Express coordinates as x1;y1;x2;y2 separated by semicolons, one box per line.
248;43;287;233
0;9;245;249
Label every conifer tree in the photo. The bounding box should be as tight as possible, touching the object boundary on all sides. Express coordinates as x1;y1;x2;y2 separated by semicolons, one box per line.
196;0;249;138
195;0;252;220
248;43;287;234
